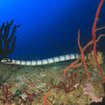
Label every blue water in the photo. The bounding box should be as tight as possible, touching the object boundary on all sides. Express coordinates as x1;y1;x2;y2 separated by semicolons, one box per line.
0;0;105;60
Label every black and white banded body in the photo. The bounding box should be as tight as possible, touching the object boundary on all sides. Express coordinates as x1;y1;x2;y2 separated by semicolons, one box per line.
0;53;80;66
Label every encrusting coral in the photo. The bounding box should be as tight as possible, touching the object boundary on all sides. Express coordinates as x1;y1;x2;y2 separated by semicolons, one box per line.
0;19;21;58
87;50;103;67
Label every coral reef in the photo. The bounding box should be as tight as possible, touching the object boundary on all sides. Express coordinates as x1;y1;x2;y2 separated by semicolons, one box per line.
0;20;21;58
83;83;103;103
0;0;105;105
0;83;13;104
87;50;103;67
19;90;39;104
0;62;105;105
53;71;78;93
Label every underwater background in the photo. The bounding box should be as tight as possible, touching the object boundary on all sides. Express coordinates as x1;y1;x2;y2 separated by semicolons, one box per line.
0;0;105;105
0;0;105;60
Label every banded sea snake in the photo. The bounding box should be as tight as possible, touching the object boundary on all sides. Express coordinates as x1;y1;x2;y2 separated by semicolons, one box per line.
0;53;80;66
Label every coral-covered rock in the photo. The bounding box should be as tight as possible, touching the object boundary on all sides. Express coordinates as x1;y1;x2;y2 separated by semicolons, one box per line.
87;51;103;67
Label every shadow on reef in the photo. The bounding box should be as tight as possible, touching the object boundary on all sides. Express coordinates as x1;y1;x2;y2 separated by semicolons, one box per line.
90;97;105;105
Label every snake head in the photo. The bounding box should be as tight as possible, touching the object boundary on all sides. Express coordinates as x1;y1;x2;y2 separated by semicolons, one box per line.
0;57;12;64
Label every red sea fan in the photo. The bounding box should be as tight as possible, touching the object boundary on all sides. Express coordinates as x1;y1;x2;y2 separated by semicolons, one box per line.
0;83;13;104
53;71;78;93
